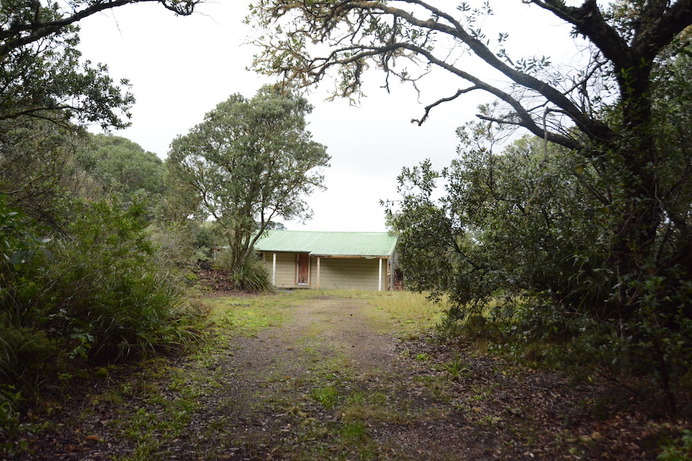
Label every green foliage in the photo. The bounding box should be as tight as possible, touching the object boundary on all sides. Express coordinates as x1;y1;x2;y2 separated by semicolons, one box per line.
659;430;692;461
0;197;62;399
0;197;202;403
0;321;60;396
340;420;369;444
167;85;330;274
0;195;50;271
444;355;471;380
0;384;22;444
389;126;691;411
0;0;208;426
1;0;198;128
148;221;215;268
384;159;455;301
311;384;339;409
254;1;691;412
42;201;195;362
216;250;271;292
0;123;165;228
389;131;614;311
75;134;165;209
0;9;133;129
0;118;84;228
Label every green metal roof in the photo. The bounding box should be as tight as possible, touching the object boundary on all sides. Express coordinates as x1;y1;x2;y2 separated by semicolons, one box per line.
255;230;397;257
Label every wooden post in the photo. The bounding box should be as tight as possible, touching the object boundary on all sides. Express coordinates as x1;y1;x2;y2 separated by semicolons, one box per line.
317;256;321;289
272;253;277;286
378;258;383;291
388;257;393;291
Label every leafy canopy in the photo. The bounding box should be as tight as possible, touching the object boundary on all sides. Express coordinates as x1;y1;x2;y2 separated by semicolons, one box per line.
167;85;330;272
251;0;691;410
0;0;200;129
251;0;691;317
250;0;691;281
76;134;165;205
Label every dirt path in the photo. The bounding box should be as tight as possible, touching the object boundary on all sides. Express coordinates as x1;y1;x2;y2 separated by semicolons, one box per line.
16;293;670;460
163;296;467;460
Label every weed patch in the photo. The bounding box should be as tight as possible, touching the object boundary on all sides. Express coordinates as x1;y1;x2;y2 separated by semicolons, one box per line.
363;291;447;334
310;384;339;409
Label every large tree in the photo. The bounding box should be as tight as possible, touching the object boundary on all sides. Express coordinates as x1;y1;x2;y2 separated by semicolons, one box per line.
251;1;691;409
0;0;201;258
167;85;330;273
0;118;84;229
0;125;167;231
250;1;690;313
76;134;165;204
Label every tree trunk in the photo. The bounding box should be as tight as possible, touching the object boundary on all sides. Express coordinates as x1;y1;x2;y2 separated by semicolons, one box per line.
610;64;662;316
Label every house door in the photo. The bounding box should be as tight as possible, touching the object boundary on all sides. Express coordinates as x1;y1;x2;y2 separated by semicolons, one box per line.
296;253;310;285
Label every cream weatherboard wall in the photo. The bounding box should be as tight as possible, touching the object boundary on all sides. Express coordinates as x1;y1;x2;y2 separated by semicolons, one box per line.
313;257;386;291
264;252;297;288
261;253;391;290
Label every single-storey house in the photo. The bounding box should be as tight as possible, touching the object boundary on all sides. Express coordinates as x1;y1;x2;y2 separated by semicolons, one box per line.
254;230;398;291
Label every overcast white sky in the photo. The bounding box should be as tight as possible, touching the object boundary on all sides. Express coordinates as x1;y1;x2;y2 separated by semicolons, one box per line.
77;1;577;232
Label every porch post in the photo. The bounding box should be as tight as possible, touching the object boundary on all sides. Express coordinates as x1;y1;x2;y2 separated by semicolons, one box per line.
378;258;383;291
272;253;277;286
388;258;393;291
316;257;321;289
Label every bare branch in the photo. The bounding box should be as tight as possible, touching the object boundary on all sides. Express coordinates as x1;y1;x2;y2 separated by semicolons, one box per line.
412;86;478;126
0;0;201;56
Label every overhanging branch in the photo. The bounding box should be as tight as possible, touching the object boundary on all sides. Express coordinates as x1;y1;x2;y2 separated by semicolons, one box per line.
0;0;200;55
412;86;478;126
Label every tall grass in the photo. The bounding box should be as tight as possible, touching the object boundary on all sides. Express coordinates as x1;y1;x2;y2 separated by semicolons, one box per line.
311;290;447;334
215;250;271;292
367;291;447;331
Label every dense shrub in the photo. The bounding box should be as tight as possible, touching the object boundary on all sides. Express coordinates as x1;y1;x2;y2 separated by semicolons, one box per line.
0;321;61;396
440;291;691;413
148;220;223;268
42;201;196;361
0;196;202;400
216;249;271;292
392;130;691;413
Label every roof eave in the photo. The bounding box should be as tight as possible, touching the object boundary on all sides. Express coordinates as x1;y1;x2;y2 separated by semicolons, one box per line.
310;253;392;259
